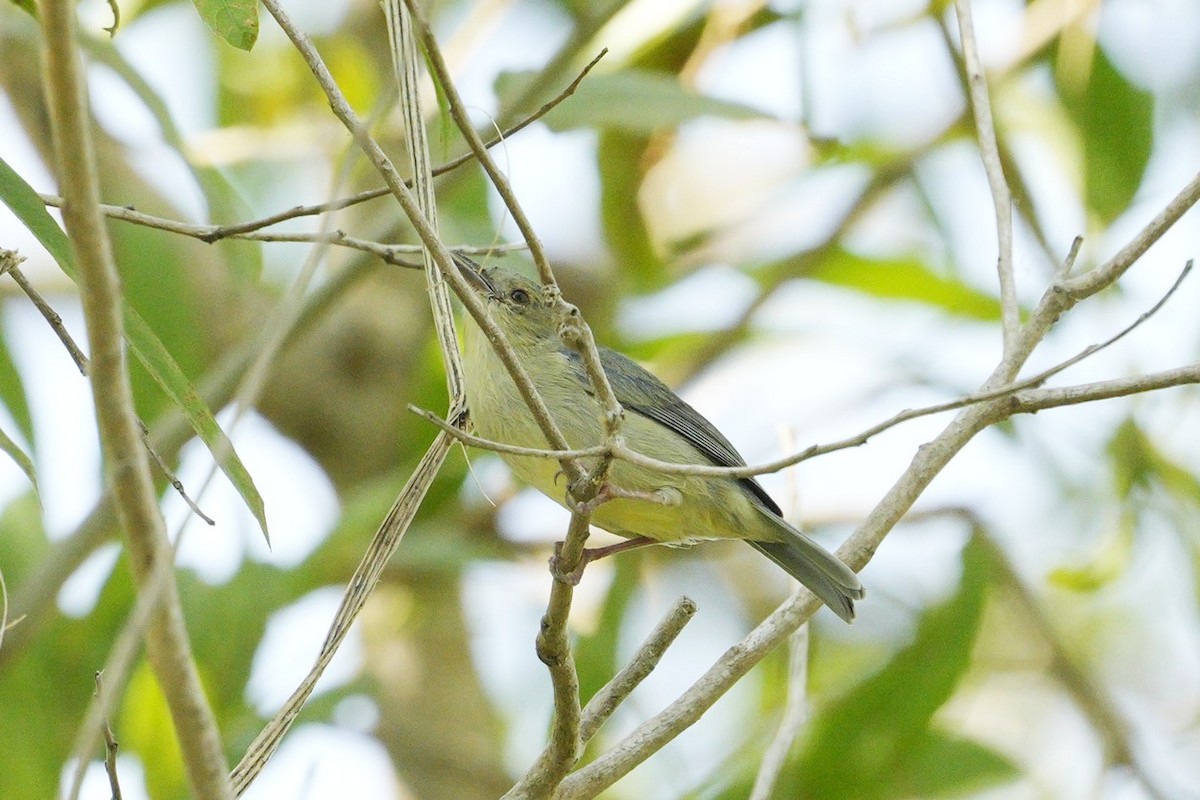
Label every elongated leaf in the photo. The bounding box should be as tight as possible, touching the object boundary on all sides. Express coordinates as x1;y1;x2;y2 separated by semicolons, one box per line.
192;0;259;51
0;317;35;449
0;157;74;269
796;248;1004;321
123;308;268;539
1056;45;1153;224
0;156;268;540
496;68;766;134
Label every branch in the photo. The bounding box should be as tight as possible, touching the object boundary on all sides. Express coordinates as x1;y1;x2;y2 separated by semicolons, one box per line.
94;673;124;800
553;165;1200;798
579;596;697;745
954;0;1019;351
749;621;809;800
38;1;231;797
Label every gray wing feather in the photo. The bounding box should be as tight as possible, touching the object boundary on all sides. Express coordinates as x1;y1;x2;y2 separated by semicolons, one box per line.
568;347;783;515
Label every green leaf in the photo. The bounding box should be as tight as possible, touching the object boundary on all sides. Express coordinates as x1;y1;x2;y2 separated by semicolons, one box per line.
901;730;1019;797
7;0;36;18
1056;45;1153;224
0;156;268;542
598;133;667;292
496;69;766;134
192;0;259;51
792;248;1004;321
122;309;268;539
0;314;35;450
788;536;1013;800
0;156;75;270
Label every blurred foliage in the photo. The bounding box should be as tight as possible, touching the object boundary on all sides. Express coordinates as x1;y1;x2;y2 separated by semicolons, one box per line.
1;0;1198;799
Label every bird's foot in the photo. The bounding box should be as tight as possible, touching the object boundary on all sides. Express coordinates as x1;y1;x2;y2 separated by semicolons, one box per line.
568;482;682;515
548;536;658;585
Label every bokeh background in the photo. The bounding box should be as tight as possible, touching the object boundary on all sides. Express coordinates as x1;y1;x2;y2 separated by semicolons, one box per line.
2;0;1200;797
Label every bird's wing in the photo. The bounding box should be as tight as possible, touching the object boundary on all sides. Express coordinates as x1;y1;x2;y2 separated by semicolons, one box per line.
566;346;784;517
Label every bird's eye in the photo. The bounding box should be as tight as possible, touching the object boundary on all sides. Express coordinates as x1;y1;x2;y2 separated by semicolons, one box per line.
509;288;530;305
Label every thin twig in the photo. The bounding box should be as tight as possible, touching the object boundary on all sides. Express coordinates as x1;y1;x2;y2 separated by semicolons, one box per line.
93;672;124;800
1;254;89;373
749;621;809;800
138;420;215;526
955;0;1019;353
579;596;698;745
34;196;468;266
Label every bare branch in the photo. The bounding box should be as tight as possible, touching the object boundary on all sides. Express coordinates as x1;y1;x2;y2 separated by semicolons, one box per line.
954;0;1019;352
750;622;809;800
93;673;124;800
39;1;231;795
580;596;698;745
1;251;89;373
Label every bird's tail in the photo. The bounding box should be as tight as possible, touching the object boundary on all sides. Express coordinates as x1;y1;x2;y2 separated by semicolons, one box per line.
747;523;864;623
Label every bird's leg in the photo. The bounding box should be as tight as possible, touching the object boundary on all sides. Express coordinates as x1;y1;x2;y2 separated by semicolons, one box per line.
553;481;681;584
549;536;657;585
568;481;682;515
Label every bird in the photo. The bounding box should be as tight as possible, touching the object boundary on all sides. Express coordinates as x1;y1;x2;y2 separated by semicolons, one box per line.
454;255;864;622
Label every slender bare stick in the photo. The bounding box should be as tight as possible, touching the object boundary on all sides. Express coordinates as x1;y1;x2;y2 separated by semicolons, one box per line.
955;0;1019;353
749;621;809;800
93;673;124;800
39;1;231;797
579;596;698;744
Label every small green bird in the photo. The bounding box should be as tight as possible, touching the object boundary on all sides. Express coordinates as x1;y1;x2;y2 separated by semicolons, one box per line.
455;256;864;622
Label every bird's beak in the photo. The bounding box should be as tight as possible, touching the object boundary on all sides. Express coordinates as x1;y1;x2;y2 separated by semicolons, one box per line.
453;253;497;298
